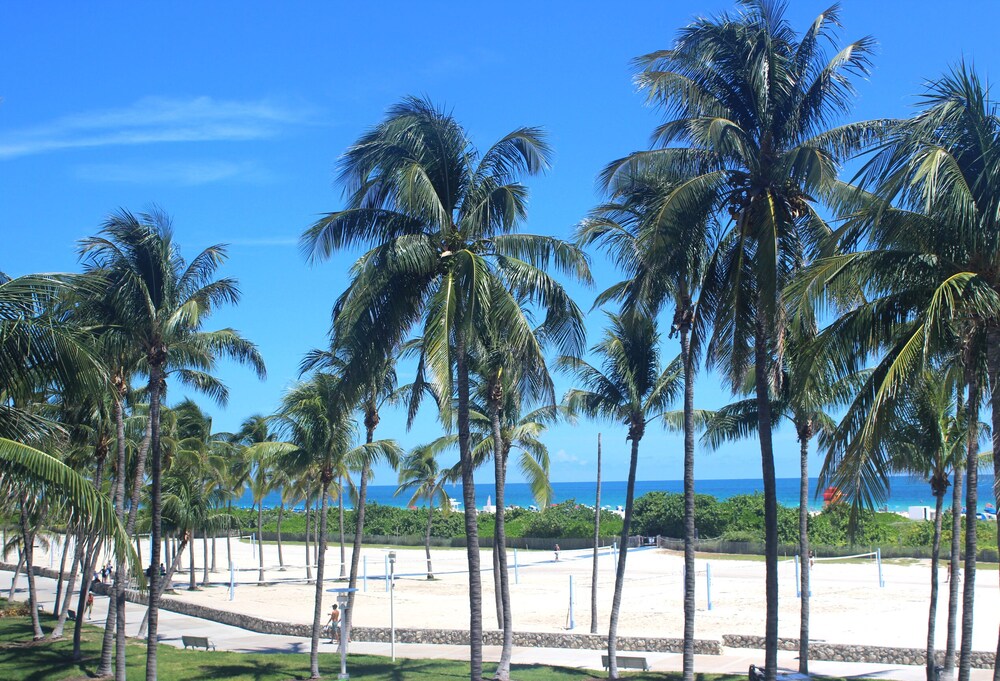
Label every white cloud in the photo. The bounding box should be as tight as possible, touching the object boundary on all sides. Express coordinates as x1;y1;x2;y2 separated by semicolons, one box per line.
74;160;273;186
554;449;587;466
0;96;311;159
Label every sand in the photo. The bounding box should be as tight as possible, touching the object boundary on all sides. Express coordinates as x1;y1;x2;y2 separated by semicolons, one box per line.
48;534;999;652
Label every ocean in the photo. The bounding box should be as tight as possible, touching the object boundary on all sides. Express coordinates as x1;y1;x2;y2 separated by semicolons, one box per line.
243;474;997;513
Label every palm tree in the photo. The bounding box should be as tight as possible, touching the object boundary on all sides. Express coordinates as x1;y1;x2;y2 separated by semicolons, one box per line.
78;208;265;681
578;156;714;680
560;312;681;679
0;272;136;650
300;347;400;638
703;327;843;674
789;65;1000;681
883;370;968;681
301;96;589;680
618;5;878;676
276;372;402;680
395;445;454;579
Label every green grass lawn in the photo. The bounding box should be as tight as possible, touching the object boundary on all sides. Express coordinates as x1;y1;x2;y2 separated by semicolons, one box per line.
0;602;735;681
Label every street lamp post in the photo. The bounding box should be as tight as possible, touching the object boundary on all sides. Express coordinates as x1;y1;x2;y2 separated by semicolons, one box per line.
388;551;396;662
329;587;356;680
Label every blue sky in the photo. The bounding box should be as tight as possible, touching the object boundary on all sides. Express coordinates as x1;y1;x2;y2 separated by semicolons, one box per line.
3;1;998;488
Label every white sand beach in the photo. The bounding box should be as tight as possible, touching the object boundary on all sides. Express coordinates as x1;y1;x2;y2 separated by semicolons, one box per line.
42;536;999;652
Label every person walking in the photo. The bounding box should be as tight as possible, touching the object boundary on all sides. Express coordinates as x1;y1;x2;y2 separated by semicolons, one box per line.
326;603;340;643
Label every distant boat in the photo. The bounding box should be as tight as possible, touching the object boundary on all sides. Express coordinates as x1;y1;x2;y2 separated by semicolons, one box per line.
483;495;496;513
448;497;462;511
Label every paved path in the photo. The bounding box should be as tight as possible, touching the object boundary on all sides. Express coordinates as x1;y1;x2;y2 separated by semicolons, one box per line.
1;568;989;680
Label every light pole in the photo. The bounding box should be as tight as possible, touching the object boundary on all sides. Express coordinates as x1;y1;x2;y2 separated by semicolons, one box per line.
388;550;396;662
329;587;356;679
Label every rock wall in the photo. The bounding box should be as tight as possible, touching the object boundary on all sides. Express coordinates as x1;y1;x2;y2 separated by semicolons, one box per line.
722;635;995;670
1;562;992;668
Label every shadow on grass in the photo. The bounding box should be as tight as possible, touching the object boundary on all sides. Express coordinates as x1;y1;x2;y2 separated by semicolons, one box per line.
192;661;287;681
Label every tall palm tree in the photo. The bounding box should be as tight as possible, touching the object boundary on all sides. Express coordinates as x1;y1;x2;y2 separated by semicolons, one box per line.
578;156;714;680
560;312;681;679
78;208;265;681
618;5;878;676
703;328;843;674
395;445;454;580
301;96;589;680
883;370;968;681
301;345;401;626
276;373;402;680
789;65;1000;681
471;347;560;681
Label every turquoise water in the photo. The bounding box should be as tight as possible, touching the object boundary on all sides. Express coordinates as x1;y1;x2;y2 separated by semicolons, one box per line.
245;475;997;513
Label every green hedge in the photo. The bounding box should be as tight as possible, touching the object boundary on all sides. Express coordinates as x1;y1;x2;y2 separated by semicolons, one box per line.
631;490;999;550
234;499;623;541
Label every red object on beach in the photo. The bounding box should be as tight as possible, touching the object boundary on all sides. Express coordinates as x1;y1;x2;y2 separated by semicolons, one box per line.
822;486;842;506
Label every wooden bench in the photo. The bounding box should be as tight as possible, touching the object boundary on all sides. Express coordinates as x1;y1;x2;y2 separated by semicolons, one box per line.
181;635;216;651
602;654;649;671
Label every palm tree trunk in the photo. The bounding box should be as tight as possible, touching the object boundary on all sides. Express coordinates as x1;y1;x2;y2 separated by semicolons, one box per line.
145;363;165;681
987;325;1000;681
117;417;151;681
928;490;946;681
681;326;697;681
798;427;811;675
74;450;108;661
493;538;503;629
424;504;435;579
276;502;285;570
189;531;197;590
338;480;346;579
456;331;484;681
304;498;312;583
346;458;371;644
54;517;73;616
51;525;84;639
7;550;23;601
608;435;641;679
754;318;780;681
490;395;513;681
201;533;209;586
309;478;332;680
959;371;979;681
945;464;963;676
212;536;217;572
591;433;601;635
99;392;129;678
138;534;188;637
313;503;319;566
20;499;43;640
256;505;264;585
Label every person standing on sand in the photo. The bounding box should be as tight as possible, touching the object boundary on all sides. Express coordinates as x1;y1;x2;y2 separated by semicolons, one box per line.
554;544;560;561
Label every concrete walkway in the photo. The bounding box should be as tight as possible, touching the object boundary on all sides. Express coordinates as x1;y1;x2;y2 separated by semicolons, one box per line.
1;568;988;680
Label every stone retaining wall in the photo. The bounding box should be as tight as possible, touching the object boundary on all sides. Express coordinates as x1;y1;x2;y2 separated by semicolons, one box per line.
723;635;995;669
2;562;992;667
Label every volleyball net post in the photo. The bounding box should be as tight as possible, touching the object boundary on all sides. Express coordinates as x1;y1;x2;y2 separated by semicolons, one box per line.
706;562;713;611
